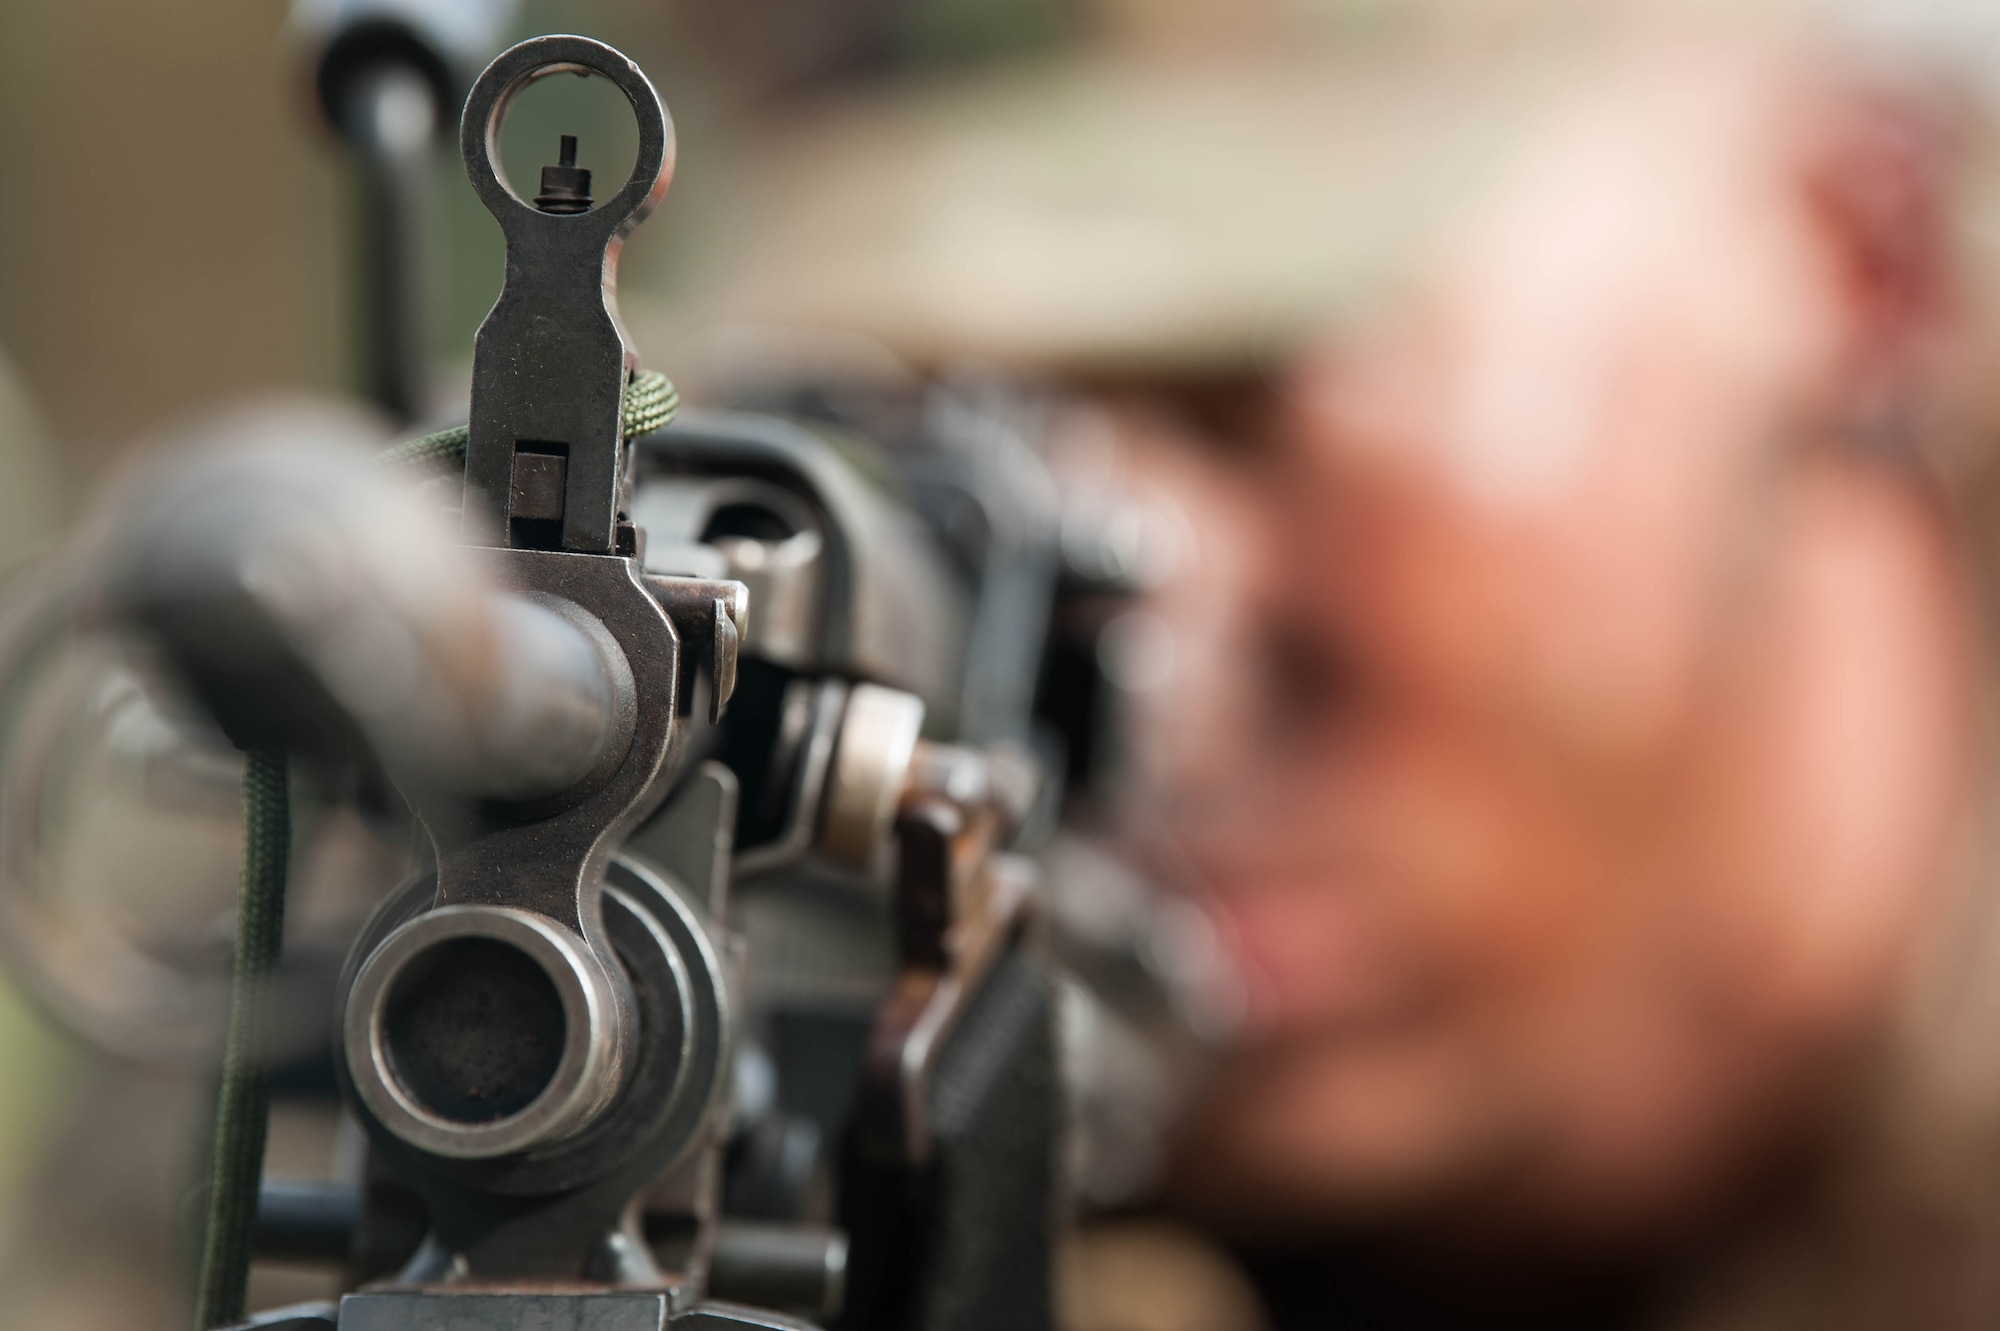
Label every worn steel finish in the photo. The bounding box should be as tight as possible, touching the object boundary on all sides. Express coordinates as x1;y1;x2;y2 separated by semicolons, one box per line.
459;35;673;554
337;853;729;1277
644;577;746;724
629;477;824;670
339;548;682;1167
632;411;969;720
624;762;739;918
333;35;741;1279
213;29;1063;1331
340;1293;671;1331
345;904;623;1159
418;552;676;932
334;1293;819;1331
94;442;629;804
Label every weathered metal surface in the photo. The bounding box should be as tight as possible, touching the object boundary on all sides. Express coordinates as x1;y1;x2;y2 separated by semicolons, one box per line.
459;35;673;555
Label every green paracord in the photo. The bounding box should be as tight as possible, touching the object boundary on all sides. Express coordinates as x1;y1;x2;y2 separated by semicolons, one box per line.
192;747;290;1331
191;371;677;1328
374;367;680;471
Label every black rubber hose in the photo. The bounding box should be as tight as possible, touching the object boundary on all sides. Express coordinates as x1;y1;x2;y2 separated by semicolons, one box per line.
192;747;291;1330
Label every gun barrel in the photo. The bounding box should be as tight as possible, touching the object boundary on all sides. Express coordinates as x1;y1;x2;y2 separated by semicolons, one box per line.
93;438;625;803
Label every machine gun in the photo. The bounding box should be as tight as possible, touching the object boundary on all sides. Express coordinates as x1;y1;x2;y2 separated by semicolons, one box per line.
0;31;1100;1331
0;19;1242;1331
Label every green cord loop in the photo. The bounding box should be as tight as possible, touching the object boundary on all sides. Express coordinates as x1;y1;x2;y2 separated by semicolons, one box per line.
374;368;679;472
193;747;290;1330
623;368;682;439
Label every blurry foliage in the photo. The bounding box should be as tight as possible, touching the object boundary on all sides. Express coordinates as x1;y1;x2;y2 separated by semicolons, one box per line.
893;0;1084;69
0;975;66;1214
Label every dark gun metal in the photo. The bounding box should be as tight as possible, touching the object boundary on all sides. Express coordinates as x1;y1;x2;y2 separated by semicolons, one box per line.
458;34;673;555
329;39;751;1295
92;442;624;804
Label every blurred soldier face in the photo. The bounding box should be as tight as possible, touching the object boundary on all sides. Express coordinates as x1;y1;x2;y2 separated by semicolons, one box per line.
1126;52;1980;1241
